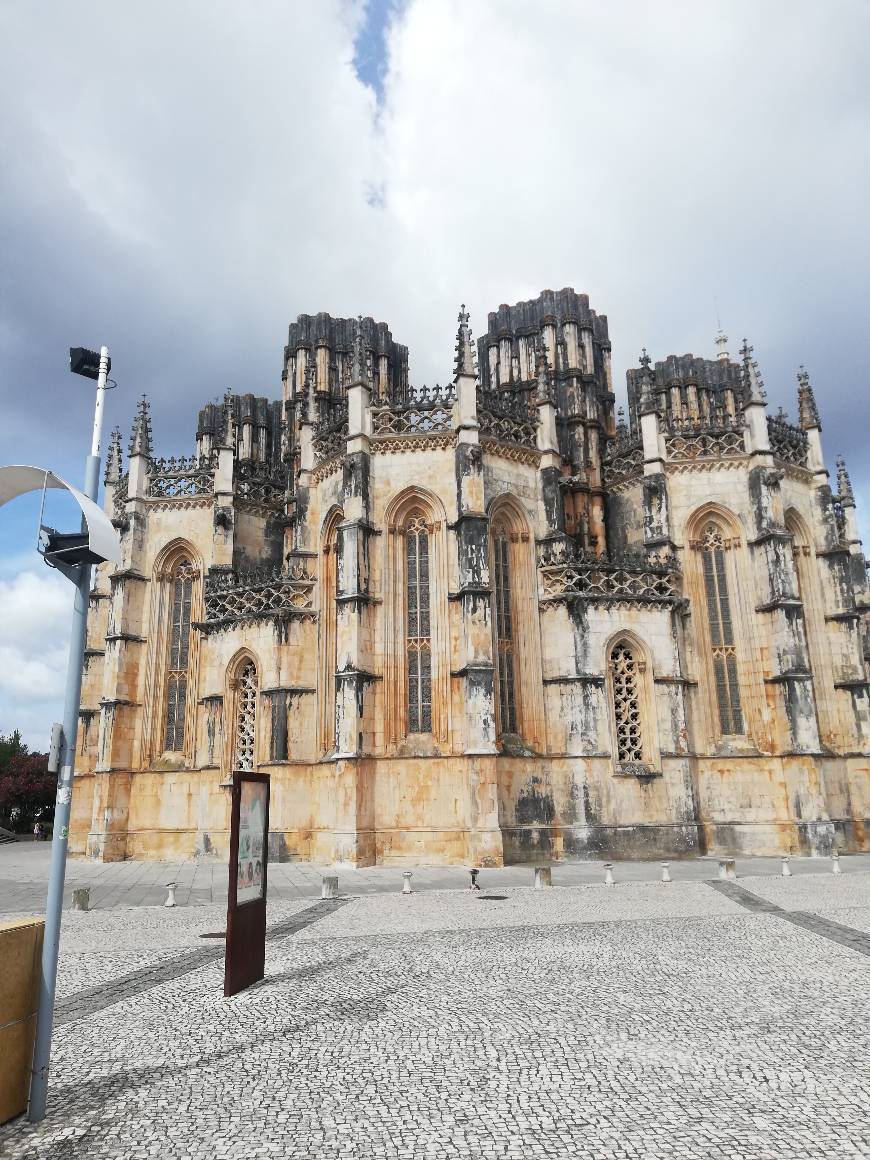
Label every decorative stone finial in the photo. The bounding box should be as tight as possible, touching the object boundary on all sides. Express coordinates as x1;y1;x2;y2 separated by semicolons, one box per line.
104;426;123;484
836;455;855;506
220;390;236;449
740;339;767;406
351;315;368;387
715;328;729;362
454;303;476;378
616;406;628;438
128;396;153;457
797;366;821;430
535;335;552;402
638;349;656;415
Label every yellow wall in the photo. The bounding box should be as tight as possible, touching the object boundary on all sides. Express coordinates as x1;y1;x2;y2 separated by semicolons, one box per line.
0;918;43;1124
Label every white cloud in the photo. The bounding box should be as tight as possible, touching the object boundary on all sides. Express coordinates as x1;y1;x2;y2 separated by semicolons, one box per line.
0;571;71;748
376;0;870;532
1;0;869;748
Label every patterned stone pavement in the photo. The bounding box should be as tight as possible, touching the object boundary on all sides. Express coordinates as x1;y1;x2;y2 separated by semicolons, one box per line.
1;872;869;1159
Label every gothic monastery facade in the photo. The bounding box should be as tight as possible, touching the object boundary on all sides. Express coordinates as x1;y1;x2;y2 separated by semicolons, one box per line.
71;288;870;864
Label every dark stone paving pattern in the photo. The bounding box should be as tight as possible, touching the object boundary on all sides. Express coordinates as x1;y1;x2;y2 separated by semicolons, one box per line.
709;880;870;957
54;898;348;1026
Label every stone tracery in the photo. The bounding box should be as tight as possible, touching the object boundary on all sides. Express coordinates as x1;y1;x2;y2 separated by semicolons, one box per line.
610;641;644;766
232;660;258;772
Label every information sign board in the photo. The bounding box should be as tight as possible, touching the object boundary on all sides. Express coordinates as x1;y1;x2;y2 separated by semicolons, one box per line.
224;771;270;997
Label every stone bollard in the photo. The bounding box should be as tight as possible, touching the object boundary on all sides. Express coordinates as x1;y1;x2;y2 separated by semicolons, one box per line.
661;861;671;884
402;871;413;895
71;887;90;912
534;866;552;890
321;876;339;899
604;863;615;887
718;859;736;881
832;849;842;876
164;882;177;908
781;856;792;878
469;868;480;891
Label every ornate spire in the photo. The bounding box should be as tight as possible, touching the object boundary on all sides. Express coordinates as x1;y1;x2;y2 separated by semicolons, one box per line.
836;455;855;506
797;366;820;429
454;304;476;378
615;406;628;440
128;395;152;457
104;426;123;484
715;328;729;362
351;315;368;387
740;339;767;406
535;335;552;402
220;390;236;449
638;348;656;414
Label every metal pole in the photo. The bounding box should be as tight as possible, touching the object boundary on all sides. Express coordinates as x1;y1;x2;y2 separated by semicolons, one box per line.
28;346;109;1122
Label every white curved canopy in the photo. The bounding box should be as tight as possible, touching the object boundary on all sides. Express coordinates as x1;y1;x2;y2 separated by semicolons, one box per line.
0;465;122;566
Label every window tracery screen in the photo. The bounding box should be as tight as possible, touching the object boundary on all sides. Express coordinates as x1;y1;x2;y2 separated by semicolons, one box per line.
164;558;195;751
492;528;517;735
699;522;744;734
405;513;432;733
611;642;644;764
234;660;259;770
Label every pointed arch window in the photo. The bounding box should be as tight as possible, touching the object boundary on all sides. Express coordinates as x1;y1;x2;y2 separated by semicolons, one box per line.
405;512;432;733
163;558;195;751
492;523;517;735
698;522;744;735
233;660;259;771
610;642;644;764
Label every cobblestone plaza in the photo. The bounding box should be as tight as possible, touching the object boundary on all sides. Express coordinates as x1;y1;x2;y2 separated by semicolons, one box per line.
2;850;869;1158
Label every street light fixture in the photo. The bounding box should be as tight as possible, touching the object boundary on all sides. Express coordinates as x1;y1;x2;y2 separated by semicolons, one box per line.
69;346;111;380
2;345;117;1123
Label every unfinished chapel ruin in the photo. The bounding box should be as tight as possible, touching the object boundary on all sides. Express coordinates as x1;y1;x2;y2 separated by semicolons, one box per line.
72;288;870;864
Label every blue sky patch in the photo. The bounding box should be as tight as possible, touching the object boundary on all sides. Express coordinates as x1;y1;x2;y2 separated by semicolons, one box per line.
352;0;403;103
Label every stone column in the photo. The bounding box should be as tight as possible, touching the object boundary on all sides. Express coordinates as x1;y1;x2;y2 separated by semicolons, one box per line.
454;306;501;865
332;328;378;866
748;465;821;753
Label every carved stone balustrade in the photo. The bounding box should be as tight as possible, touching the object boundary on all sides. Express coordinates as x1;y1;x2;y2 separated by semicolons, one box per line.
538;546;680;606
233;459;288;509
476;386;538;449
664;417;746;463
147;454;216;499
371;382;456;437
197;564;315;632
767;415;809;468
603;436;643;487
312;397;349;464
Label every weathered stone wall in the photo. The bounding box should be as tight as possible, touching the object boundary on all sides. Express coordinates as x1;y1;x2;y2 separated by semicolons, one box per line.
69;299;870;864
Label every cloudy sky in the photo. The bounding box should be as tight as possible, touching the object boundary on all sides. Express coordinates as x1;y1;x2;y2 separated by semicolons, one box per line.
1;0;869;748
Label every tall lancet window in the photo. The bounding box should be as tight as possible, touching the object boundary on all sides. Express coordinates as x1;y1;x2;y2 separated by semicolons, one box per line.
163;558;195;751
492;523;517;735
699;522;744;735
405;511;432;733
233;660;259;770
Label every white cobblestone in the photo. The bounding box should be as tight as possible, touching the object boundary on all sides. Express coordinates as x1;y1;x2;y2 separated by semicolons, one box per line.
1;878;868;1158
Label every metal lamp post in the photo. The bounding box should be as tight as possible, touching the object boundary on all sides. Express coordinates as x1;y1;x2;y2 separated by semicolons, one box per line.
27;346;112;1123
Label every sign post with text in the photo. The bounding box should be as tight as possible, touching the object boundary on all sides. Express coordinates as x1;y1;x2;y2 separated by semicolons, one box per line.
224;771;270;997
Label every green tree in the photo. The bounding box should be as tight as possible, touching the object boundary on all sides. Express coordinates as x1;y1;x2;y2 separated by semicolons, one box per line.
0;731;55;833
